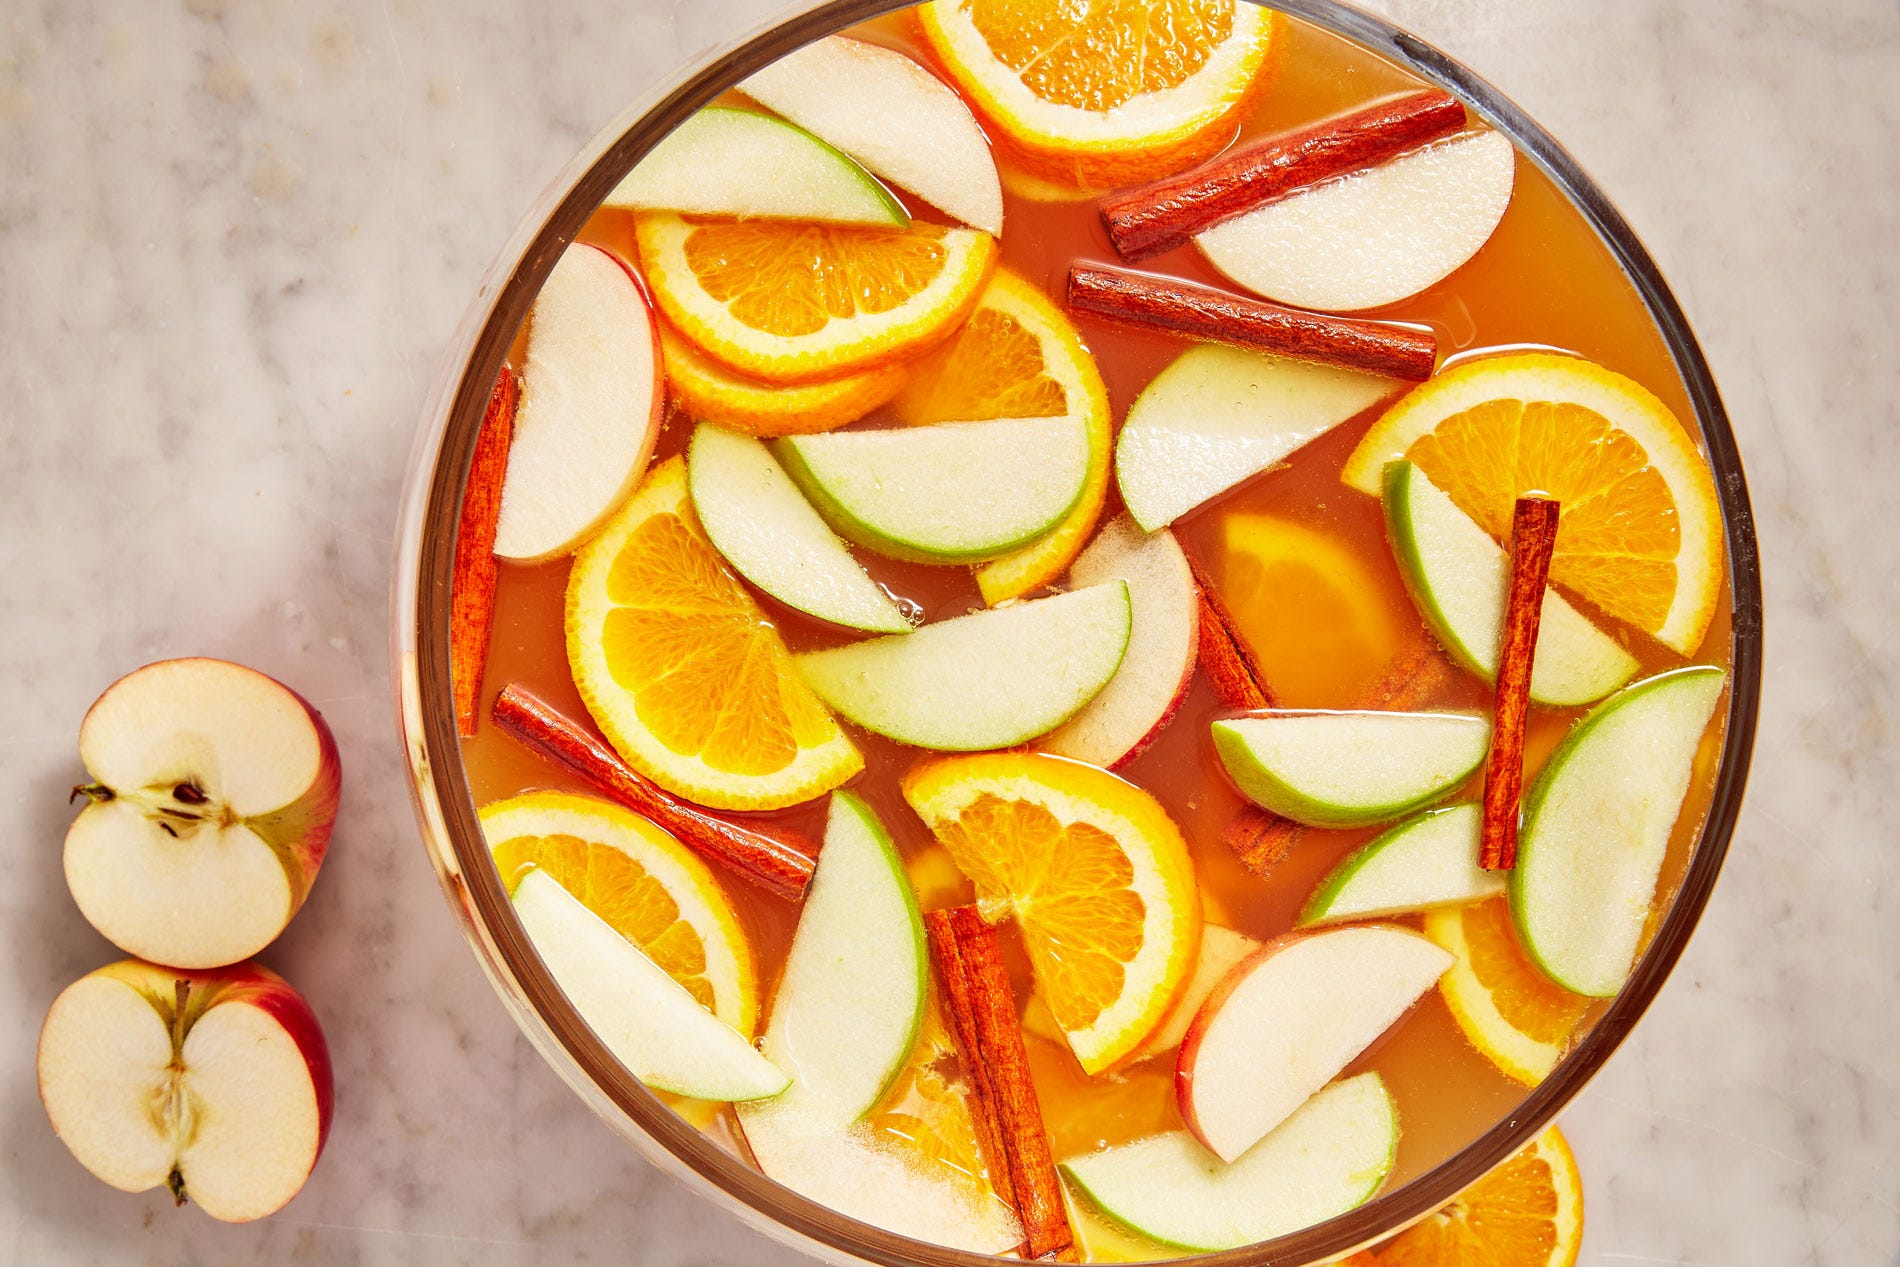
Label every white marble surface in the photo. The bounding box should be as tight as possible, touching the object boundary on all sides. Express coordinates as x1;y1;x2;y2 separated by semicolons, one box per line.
2;1;1896;1263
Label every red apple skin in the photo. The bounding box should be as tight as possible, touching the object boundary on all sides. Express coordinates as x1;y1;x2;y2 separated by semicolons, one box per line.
41;958;334;1217
585;241;666;435
1173;931;1314;1154
1106;655;1197;771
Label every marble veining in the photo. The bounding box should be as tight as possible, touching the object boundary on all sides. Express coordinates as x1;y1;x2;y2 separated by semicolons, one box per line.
1;1;1896;1263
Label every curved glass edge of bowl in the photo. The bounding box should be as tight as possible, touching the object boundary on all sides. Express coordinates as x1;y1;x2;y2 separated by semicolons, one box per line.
387;1;1765;1264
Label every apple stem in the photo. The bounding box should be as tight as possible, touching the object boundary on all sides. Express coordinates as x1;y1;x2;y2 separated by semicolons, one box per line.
167;1166;188;1207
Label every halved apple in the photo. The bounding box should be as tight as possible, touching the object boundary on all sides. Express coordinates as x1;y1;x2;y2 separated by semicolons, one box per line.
37;958;332;1222
795;582;1131;750
1196;130;1516;312
687;424;913;634
747;791;927;1121
1177;926;1451;1163
1039;515;1199;768
1061;1073;1397;1252
1211;710;1490;829
1128;925;1262;1063
1512;665;1726;996
1383;460;1638;706
512;866;789;1101
1298;803;1504;927
739;35;1003;235
774;415;1090;564
1115;344;1401;531
65;658;340;970
605;105;907;226
494;243;663;561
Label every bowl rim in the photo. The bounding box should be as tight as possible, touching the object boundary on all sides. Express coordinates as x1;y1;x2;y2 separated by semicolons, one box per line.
390;1;1764;1261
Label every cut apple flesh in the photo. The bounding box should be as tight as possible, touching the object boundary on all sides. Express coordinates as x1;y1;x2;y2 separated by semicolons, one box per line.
512;868;789;1101
605;105;907;226
1129;925;1262;1063
36;960;332;1223
795;582;1131;751
1512;665;1726;996
494;243;662;561
1178;926;1451;1163
1299;802;1505;927
687;424;913;634
750;791;926;1121
1115;344;1401;531
1196;130;1516;312
775;415;1090;564
64;657;339;970
739;35;1003;235
1039;515;1198;768
1211;710;1490;829
1383;460;1638;707
1062;1073;1398;1252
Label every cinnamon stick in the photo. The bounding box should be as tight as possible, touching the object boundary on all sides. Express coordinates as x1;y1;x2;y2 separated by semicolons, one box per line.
924;906;1073;1261
491;683;817;900
1479;497;1560;870
451;365;520;736
1066;265;1437;382
1224;633;1458;878
1100;90;1467;261
1182;547;1276;711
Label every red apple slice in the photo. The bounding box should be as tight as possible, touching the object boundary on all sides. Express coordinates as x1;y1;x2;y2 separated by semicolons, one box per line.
65;658;340;970
494;243;663;561
1178;925;1452;1163
1040;516;1198;768
37;959;333;1222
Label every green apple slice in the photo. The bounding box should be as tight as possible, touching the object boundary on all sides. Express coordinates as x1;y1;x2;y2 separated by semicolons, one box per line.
1298;803;1505;927
795;582;1131;750
1511;665;1725;997
1115;344;1402;531
1211;710;1490;829
746;791;925;1121
1383;460;1639;707
1060;1073;1397;1252
510;867;789;1102
774;415;1090;564
604;105;906;226
687;425;912;634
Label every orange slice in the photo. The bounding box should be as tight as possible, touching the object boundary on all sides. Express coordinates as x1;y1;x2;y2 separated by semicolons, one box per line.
658;320;908;437
1422;897;1590;1086
479;789;759;1034
866;1000;996;1195
1374;1125;1583;1267
634;213;996;382
917;0;1280;186
1220;513;1406;706
903;752;1200;1074
1342;352;1723;655
892;267;1112;604
565;455;862;811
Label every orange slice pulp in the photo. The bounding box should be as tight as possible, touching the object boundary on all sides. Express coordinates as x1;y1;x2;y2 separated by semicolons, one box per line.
1423;896;1591;1086
1373;1125;1583;1267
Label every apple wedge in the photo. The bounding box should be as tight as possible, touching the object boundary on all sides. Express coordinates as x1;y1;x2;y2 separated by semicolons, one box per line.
494;243;663;561
740;35;1003;235
65;658;340;970
605;105;907;226
748;791;927;1121
795;582;1131;751
687;424;913;634
1128;925;1262;1063
1211;710;1490;829
512;866;789;1101
1299;803;1504;927
1196;130;1516;312
1512;665;1726;997
1383;460;1638;706
37;959;332;1222
774;415;1090;564
1040;516;1198;768
1061;1073;1397;1252
1178;926;1451;1163
1116;344;1402;531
